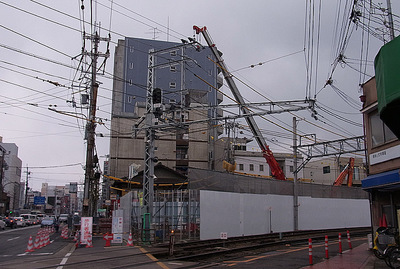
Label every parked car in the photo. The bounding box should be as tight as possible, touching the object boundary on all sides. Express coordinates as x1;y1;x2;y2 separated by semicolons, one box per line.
0;218;5;230
4;216;17;228
14;217;26;227
40;217;55;228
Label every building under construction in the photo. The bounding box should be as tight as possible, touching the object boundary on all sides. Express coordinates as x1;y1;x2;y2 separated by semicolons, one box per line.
111;167;369;243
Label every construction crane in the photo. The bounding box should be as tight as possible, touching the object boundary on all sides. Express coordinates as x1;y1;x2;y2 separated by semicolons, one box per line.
193;26;315;180
333;157;355;187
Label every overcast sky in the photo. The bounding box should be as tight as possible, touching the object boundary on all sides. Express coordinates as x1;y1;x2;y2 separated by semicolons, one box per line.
0;1;398;191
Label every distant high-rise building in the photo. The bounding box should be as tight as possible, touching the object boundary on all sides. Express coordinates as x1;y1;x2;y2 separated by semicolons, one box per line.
109;37;223;179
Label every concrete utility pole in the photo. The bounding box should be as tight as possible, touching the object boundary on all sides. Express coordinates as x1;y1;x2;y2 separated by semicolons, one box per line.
0;146;5;193
82;29;110;217
386;0;395;41
0;146;5;215
293;117;299;231
24;166;30;209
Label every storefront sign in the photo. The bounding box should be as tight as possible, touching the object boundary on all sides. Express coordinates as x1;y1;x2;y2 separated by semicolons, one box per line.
370;144;400;165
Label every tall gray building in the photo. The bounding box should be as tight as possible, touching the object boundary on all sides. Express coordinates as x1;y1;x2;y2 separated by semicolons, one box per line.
0;137;22;211
109;37;223;179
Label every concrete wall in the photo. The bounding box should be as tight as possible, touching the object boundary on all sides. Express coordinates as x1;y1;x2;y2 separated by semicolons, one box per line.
200;190;370;240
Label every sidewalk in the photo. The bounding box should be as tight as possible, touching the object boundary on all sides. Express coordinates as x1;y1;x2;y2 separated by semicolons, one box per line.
301;243;387;269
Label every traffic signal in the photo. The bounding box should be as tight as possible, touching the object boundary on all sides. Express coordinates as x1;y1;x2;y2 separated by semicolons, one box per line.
152;88;162;104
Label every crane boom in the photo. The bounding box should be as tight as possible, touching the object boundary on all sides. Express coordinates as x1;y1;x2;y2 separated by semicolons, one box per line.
333;157;355;186
193;25;286;180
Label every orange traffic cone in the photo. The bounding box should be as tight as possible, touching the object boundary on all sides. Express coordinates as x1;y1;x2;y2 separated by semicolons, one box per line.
46;233;50;246
86;234;93;248
126;232;134;246
39;233;44;248
34;235;40;249
25;236;34;252
62;228;68;239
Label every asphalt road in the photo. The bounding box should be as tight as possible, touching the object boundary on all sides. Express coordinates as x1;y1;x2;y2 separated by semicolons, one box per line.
0;225;41;258
0;225;71;268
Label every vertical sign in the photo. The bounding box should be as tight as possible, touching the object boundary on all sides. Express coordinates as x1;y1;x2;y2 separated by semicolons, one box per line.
80;217;93;244
112;216;123;244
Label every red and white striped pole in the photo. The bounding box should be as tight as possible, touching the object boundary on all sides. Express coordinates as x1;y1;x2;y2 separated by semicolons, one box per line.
339;233;342;254
347;230;352;249
325;235;329;259
308;238;313;265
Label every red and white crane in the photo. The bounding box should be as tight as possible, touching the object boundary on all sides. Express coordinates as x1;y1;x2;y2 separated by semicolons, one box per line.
193;26;290;179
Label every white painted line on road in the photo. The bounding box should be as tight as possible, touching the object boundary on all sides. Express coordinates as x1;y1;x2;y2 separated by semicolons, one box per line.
7;236;20;241
17;253;27;256
31;252;53;256
56;248;74;269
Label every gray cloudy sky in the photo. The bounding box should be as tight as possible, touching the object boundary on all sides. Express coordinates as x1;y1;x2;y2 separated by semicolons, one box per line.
0;1;398;191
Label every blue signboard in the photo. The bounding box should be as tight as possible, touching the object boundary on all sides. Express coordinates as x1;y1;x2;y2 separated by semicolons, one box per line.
34;196;46;205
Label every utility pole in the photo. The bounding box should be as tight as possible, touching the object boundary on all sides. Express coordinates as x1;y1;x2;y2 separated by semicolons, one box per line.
24;166;30;209
386;0;395;40
0;146;5;215
141;43;197;241
142;49;157;242
293;117;298;231
82;29;110;217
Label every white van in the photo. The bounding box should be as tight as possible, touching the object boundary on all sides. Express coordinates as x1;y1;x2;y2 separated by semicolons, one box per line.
20;214;39;226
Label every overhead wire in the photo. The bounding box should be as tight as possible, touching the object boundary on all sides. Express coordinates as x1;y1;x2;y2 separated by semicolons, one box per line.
1;0;368;172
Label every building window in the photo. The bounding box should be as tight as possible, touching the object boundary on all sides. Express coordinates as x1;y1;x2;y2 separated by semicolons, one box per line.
129;46;134;53
259;164;264;172
323;166;330;174
169;82;176;89
128;79;133;86
249;164;254;171
290;165;294;173
127;96;135;103
176;147;188;159
170;50;177;56
233;145;247;151
129;62;134;69
354;166;360;181
170;66;177;72
239;164;244;171
370;111;396;147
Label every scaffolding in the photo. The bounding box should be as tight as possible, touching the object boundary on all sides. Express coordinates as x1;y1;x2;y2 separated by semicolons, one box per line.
128;189;200;243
